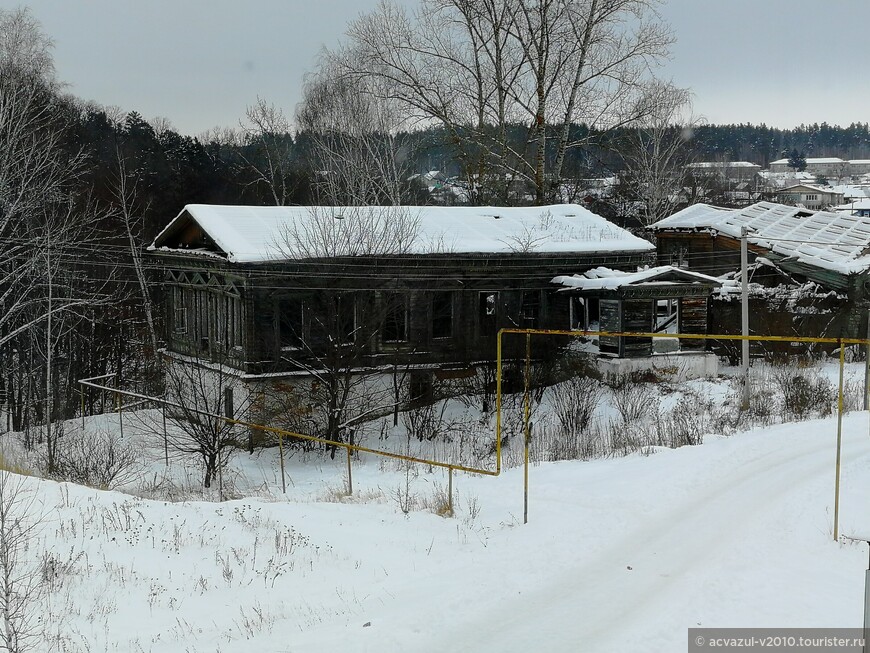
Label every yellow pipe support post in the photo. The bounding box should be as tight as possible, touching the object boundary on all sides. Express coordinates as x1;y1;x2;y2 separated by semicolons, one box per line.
346;445;353;496
117;391;123;438
162;403;168;466
279;433;286;494
496;331;503;475
449;468;454;515
523;332;531;525
835;340;845;541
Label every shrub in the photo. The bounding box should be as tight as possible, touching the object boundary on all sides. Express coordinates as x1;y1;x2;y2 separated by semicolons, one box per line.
48;426;140;490
771;367;835;420
547;375;602;436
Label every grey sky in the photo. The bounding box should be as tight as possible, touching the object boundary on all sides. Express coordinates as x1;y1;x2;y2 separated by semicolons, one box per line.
3;0;868;136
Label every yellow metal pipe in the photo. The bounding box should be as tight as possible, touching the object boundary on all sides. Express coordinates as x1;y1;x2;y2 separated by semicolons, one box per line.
498;328;870;346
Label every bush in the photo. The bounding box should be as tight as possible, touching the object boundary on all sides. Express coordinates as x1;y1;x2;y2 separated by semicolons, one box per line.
48;426;140;490
606;374;658;425
548;375;602;436
771;367;835;420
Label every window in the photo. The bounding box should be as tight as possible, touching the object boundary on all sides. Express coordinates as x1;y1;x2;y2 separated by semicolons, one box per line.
204;292;242;352
172;287;187;334
431;292;453;339
335;294;356;344
520;291;540;328
278;298;304;348
210;293;227;349
806;194;818;201
382;293;409;343
478;291;498;336
569;296;585;330
195;290;209;352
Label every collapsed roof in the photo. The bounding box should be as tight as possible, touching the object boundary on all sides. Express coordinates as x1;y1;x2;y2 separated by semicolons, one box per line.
651;201;870;276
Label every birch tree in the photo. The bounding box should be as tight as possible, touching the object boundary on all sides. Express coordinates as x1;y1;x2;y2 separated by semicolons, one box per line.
0;471;42;653
616;84;696;226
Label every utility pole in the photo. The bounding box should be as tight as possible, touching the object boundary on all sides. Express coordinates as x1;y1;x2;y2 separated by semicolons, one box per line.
741;226;750;411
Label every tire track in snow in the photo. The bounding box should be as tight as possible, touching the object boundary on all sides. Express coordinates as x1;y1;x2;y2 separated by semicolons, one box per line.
449;426;870;653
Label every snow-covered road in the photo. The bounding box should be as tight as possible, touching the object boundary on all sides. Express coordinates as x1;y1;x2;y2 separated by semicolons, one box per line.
297;416;870;653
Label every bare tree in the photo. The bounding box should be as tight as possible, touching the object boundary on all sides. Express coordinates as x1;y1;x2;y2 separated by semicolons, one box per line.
271;207;423;450
0;9;89;451
333;0;680;204
278;206;421;259
298;57;416;206
0;470;42;652
162;354;250;490
617;85;697;225
111;148;160;360
239;98;298;206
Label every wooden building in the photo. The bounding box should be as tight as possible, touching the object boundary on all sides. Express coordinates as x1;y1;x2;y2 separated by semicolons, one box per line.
148;204;655;381
650;201;870;337
552;266;725;357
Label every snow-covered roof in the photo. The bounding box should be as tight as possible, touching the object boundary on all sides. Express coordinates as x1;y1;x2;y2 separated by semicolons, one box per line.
686;161;760;169
770;157;846;165
831;185;870;199
849;160;870;165
834;199;870;212
774;183;840;194
552;265;724;291
651;201;870;275
150;204;654;263
646;203;732;229
757;171;816;187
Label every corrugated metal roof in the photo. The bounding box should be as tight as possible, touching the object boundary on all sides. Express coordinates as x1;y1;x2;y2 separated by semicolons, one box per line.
651;201;870;275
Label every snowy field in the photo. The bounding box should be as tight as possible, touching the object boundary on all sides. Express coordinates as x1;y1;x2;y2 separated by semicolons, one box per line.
4;362;870;652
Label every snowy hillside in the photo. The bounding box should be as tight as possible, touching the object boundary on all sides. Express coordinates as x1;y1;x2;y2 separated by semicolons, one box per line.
9;407;870;652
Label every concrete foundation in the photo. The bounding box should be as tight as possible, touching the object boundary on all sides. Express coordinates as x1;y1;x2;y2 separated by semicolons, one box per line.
596;352;719;381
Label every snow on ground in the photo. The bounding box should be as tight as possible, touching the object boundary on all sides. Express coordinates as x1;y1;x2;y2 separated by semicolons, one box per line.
6;366;870;652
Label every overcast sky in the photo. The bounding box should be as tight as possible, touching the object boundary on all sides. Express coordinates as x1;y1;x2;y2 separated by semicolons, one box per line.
3;0;868;136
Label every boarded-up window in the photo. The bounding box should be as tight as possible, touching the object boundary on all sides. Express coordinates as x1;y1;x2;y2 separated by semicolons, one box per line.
431;292;453;339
